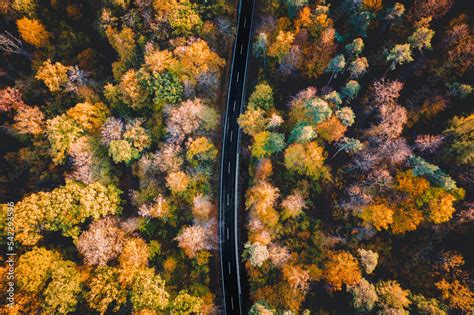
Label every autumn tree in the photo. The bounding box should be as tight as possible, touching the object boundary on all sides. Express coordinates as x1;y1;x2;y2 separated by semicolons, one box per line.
12;0;37;15
0;87;25;112
45;114;83;164
76;216;126;266
119;69;148;109
67;102;109;132
166;98;219;143
168;1;203;36
35;59;71;92
42;260;82;314
443;15;474;72
186;136;218;165
248;83;274;110
443;114;473;166
435;279;474;312
118;237;149;285
238;108;268;137
284;142;327;180
172;39;225;83
375;280;411;314
16;17;49;47
13;105;45;135
108;139;139;163
282;264;311;293
268;31;294;63
175;224;214;258
243;242;270;267
166;171;190;193
358;204;394;231
347;278;378;312
130;268;170;312
280;191;306;220
139;195;170;219
16;248;82;313
349;57;369;78
192;194;213;222
408;26;435;51
249;301;276;315
153;143;183;173
386;44;414;71
357;249;378;274
14;180;121;245
324;251;362;291
16;247;60;293
171;290;204;314
245;180;280;226
86;266;127;314
100;117;124;146
250;131;285;159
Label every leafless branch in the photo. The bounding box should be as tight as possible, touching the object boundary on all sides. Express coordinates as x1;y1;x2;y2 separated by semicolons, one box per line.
0;31;31;59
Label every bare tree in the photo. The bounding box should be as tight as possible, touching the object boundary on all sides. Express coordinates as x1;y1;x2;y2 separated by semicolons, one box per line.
0;31;30;60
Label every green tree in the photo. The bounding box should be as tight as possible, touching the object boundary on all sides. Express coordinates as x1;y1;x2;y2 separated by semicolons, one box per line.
447;82;472;99
168;2;203;36
147;71;184;109
325;54;346;85
411;294;447;315
108;139;139;163
443;114;474;166
345;38;364;58
251;132;285;159
46;114;83;165
336;107;356;127
288;122;316;144
254;32;269;66
341;80;361;101
305;97;332;125
249;83;274;110
386;44;413;71
171;290;203;314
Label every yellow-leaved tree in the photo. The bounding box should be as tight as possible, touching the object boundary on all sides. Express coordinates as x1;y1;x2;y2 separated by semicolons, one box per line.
16;17;50;47
324;251;362;291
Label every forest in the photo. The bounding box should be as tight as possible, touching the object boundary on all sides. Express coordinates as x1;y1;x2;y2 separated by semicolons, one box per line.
0;0;234;313
240;0;473;314
0;0;473;314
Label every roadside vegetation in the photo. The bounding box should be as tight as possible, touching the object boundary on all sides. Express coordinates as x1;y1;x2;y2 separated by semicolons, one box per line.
0;0;234;313
241;0;473;313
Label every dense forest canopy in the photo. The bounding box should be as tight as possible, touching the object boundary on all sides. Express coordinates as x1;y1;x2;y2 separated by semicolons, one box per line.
240;0;473;314
0;0;473;314
1;0;234;313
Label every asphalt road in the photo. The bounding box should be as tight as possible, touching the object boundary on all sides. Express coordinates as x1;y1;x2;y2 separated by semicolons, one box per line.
219;0;255;314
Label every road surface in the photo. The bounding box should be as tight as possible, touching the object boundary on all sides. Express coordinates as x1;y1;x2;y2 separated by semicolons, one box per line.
219;0;254;314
